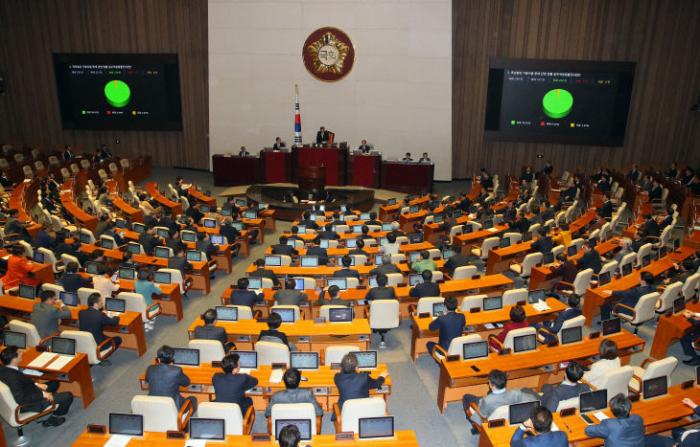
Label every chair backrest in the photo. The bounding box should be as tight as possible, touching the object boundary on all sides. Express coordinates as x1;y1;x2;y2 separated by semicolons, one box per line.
573;269;593;295
597;366;634;397
636;243;653;266
618;253;636;274
599;223;612;241
131;396;179;432
278;255;292;266
158;268;184;293
682;273;700;301
0;381;21;427
415;297;444;315
41;283;64;295
502;288;528;307
324;345;359;366
460;294;487;312
79;228;96;244
479;237;500;259
230;305;254;320
341;397;387;433
551;245;564;258
502;327;537;351
657;282;683;313
447;334;483;358
117;291;149;319
599;261;618;277
17;240;33;257
630;292;659;324
369;300;400;330
188;339;225;364
556;315;586;339
77;287;101;306
60;330;99;364
641;357;678;381
520;253;543;276
197;402;244;435
271;403;316;436
453;265;477;280
389;253;406;264
556;396;579;412
503;232;522;244
7;320;41;348
254;341;290;366
588;229;600;241
384;273;404;287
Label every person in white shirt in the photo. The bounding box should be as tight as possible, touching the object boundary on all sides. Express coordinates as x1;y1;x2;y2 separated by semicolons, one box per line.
381;233;401;255
93;266;120;299
583;339;621;389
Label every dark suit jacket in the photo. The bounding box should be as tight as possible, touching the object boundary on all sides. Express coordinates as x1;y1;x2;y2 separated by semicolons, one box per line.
611;284;655;315
333;268;360;279
531;236;554;255
258;329;289;347
428;311;466;350
62;272;92;293
316;130;329;144
0;366;47;411
193;324;228;348
249;268;280;286
540;381;590;412
315;231;340;241
584;414;645;446
598;200;613;219
298;219;319;230
306;246;329;265
213;372;258;408
220;225;240;244
145;363;190;408
334;372;385;410
444;254;470;275
271;244;296;255
409;281;441;298
78;307;119;344
167;256;192;276
364;287;395;302
369;264;401;277
543;307;581;334
229;290;260;308
679;407;700;446
579;250;602;274
273;289;307;306
551;261;578;283
510;428;569;447
641;219;660;238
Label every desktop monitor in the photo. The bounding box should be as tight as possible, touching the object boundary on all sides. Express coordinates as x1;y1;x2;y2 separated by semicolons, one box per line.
346;238;358;248
433;214;444;224
235;198;247;207
355;351;378;369
109;413;144;437
232;222;244;232
181;231;196;242
203;219;216;229
643;376;668;399
173;348;200;366
408;274;423;286
462;341;489;360
360;212;370;220
673;297;685;314
114;218;128;229
297;225;306;234
272;308;295;323
409;205;420;213
409;253;421;264
542;252;555;264
247;277;262;289
105;298;126;313
221;208;232;217
579;390;608;413
51;337;76;355
79;233;91;244
154;246;171;259
379;237;389;246
327;278;348;290
18;284;35;300
432;302;447;317
442;249;456;260
483;296;503;311
86;261;99;275
32;252;45;264
132;223;146;234
154;271;171;284
359;416;395;440
119;267;136;280
621;262;633;276
300;256;319;267
101;238;115;249
387;198;397;205
2;331;27;349
499;238;511;248
598;271;611;286
329;307;353;322
374;256;383;266
275;419;312;441
156;228;169;238
200;205;210;213
59;291;78;307
293;278;305;290
290;352;319;370
186;250;202;262
243;211;257;219
286;239;296;247
369;276;378;288
602;318;621;335
189;418;225;441
237;351;258;369
528;289;545;304
265;256;282;267
211;234;225;245
567;245;578;257
319;239;329;249
509;401;539;425
561;326;583;344
408;232;424;243
215;306;238;322
642;254;651;267
381;223;394;231
352;225;363;234
513;334;537;353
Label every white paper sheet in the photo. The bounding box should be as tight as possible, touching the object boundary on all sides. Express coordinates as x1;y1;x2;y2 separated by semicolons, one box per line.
103;434;133;447
594;411;609;421
269;369;284;384
45;354;74;371
184;440;207;447
27;352;57;369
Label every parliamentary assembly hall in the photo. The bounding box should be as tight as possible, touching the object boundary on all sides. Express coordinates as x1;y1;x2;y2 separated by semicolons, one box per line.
0;0;699;446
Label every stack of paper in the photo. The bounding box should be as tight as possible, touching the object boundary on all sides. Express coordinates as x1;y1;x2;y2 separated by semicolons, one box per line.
27;352;56;369
45;355;74;371
103;434;133;447
269;369;284;384
594;411;609;421
532;301;551;312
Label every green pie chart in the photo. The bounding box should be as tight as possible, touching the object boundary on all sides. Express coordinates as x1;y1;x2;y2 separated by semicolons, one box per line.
104;80;131;108
542;88;573;119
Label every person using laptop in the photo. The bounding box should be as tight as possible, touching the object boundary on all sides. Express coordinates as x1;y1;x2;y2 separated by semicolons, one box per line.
369;254;401;277
93;266;120;300
333;255;361;279
584;393;644;446
258;313;290;347
249;258;280;287
426;297;465;356
490;305;528;350
600;271;655;321
61;261;93;293
278;425;301;447
31;290;72;339
273;278;308;306
551;253;578;289
583;339;620;389
409;269;441;298
212;352;258;416
138;226;162;256
145;345;197;412
167;243;193;280
578;240;602;274
78;293;122;354
314;223;340;242
348;238;369;256
318;285;349;307
532;294;582;344
462;369;538;435
411;250;436;274
195;232;218;259
598;193;614;220
531;227;554;256
265;368;323;418
511;406;569;447
194;308;234;352
135;268;162;331
229;277;261;309
333;353;388;421
364;274;396;303
0;346;74;427
381;233;401;255
219;216;241;245
539;361;590;412
306;245;330;265
297;212;319;230
271;235;298;256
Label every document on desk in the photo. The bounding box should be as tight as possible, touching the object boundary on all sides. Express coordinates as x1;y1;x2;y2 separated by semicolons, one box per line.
269;369;284;384
184;441;207;447
104;434;133;447
27;352;57;369
487;228;499;233
532;300;551;312
45;355;74;371
594;411;609;421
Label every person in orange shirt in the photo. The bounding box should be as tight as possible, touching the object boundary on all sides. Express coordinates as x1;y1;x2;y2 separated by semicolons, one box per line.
0;245;37;289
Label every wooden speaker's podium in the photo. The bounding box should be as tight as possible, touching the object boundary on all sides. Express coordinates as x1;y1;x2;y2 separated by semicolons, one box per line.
298;165;326;200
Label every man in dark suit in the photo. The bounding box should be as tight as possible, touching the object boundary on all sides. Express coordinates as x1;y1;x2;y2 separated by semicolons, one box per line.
409;269;441;298
318;285;350;307
653;398;700;446
168;244;193;279
333;255;361;279
511;406;569;447
229;278;261;309
316;126;329;145
145;345;197;411
531;227;554;255
196;232;218;259
333;353;388;420
271;235;297;256
578;240;602;274
598;194;614;220
249;258;280;287
61;262;93;292
273;278;307;306
31;290;72;339
512;212;531;234
533;294;581;344
138;227;162;256
314;223;340;242
0;346;73;427
212;352;258;415
272;137;286;150
33;225;55;250
364;274;396;303
539;362;590;412
357;139;371;153
426;297;465;355
584;394;644;446
640;214;660;239
220;217;240;244
444;245;470;276
297;212;319;230
600;271;655;321
330;213;344;226
369;254;401;277
551;253;578;286
194;308;234;351
258;312;289;347
78;293;122;352
306;245;330;265
365;212;382;226
265;368;323;418
649;180;663;201
680;310;700;366
349;239;369;256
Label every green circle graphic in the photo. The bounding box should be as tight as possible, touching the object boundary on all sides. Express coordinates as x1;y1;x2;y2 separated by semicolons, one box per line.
104;80;131;108
542;88;573;119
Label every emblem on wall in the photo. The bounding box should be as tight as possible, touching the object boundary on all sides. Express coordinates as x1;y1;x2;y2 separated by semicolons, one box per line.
302;27;355;82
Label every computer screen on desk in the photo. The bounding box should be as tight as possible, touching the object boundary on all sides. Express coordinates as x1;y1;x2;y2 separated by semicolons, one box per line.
109;413;143;436
327;278;347;290
561;326;583;344
2;331;26;349
51;337;76;355
329;307;353;322
275;419;312;440
355;351;378;369
237;351;257;369
300;256;319;267
272;308;295;323
643;376;667;399
18;284;35;299
509;401;539;425
598;271;611;286
462;341;488;360
290;352;319;370
59;291;78;307
215;306;238;321
602;318;621;335
119;267;136;280
189;418;225;440
483;296;503;311
513;334;537;353
105;298;126;313
359;416;394;439
579;390;607;413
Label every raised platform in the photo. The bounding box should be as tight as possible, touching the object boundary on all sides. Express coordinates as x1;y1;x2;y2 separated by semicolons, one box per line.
218;183;406;202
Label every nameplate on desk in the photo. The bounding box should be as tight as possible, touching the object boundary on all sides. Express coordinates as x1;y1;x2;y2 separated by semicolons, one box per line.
271;363;286;370
464;289;477;295
187;384;204;392
314;318;326;324
298;336;310;343
313;387;328;395
359;335;370;341
166;431;185;439
87;424;106;434
488;419;505;428
560;408;576;417
469;307;480;313
681;380;694;389
237;336;251;342
418;312;430;319
336;432;355;441
498;348;511;355
212;361;222;368
446;355;460;362
252;434;271;442
331;363;341;370
589;331;601;339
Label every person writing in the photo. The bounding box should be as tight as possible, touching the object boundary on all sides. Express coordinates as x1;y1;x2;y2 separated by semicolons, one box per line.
510;406;568;447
